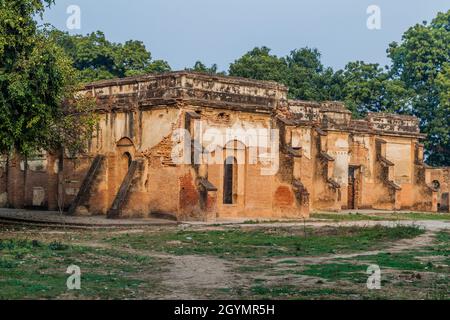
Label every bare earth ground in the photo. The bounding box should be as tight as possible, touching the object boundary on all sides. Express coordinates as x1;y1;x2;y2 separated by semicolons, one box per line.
0;210;449;300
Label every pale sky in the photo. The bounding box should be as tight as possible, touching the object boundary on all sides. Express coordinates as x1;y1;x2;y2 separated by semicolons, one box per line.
42;0;449;72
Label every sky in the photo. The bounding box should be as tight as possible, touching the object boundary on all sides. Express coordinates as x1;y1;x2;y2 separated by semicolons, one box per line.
42;0;449;72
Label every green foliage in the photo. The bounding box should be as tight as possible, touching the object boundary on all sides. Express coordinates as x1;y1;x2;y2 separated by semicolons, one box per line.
106;225;424;258
339;61;410;117
285;48;339;101
387;10;450;165
228;10;450;165
229;47;345;101
0;0;97;156
0;238;161;299
50;30;171;82
299;263;367;282
229;47;289;83
186;60;224;75
313;212;450;221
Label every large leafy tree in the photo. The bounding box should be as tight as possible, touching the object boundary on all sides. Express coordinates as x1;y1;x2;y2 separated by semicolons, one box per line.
229;47;342;101
186;60;224;75
229;47;289;84
0;0;96;156
339;61;410;117
285;48;330;100
388;10;450;165
50;30;171;82
228;10;449;165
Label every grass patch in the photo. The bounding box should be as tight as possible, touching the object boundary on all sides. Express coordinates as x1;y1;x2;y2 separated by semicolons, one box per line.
311;213;386;221
249;284;358;300
355;252;433;272
105;225;424;258
354;231;450;273
390;212;450;221
0;239;163;299
313;212;450;221
298;263;368;283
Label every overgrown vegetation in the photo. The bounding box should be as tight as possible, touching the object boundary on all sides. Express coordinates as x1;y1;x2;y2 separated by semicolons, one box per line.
0;0;97;156
105;225;424;258
227;11;450;165
0;238;165;299
0;225;448;299
238;231;450;300
312;212;450;221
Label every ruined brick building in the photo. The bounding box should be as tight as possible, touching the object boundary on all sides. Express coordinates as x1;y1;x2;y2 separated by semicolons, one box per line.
0;72;449;220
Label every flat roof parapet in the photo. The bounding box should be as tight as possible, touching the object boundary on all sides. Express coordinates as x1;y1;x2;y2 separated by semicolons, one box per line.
84;71;288;92
367;112;421;136
82;71;290;113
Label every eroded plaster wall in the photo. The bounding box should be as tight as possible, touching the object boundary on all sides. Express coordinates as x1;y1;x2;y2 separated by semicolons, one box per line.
2;72;441;219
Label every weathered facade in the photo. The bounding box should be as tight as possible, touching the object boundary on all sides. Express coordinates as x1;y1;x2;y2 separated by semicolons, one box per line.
1;72;448;220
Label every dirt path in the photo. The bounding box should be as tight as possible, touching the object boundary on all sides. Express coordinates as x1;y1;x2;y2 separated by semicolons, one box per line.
72;240;245;299
269;231;436;265
228;220;450;231
159;254;240;299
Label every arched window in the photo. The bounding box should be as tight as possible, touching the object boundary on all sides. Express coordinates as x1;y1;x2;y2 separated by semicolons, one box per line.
223;156;237;204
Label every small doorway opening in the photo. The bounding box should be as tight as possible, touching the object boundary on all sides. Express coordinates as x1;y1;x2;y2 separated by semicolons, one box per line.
348;166;360;209
122;152;132;168
432;180;442;211
223;156;237;204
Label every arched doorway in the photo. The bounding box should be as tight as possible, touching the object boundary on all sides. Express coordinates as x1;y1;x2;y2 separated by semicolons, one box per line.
432;180;442;211
223;156;237;204
116;138;135;191
348;165;361;209
121;152;132;169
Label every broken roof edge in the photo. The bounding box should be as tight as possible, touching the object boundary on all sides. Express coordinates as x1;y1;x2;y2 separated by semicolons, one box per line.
288;99;351;114
83;71;288;92
367;111;419;121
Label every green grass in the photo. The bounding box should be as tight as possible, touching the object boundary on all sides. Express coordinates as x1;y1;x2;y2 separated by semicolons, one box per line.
353;230;450;272
0;226;444;300
298;263;368;283
388;212;450;221
312;213;387;221
313;212;450;221
249;284;359;300
0;239;164;299
354;252;435;271
105;225;424;258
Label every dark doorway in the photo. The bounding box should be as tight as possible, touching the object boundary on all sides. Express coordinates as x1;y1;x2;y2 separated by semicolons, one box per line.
223;156;236;204
122;152;132;168
348;166;360;209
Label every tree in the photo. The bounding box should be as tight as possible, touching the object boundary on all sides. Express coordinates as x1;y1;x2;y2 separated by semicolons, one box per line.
0;0;96;156
285;48;333;100
50;30;171;82
186;61;224;75
229;47;341;101
339;61;410;117
229;47;288;83
388;10;450;165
